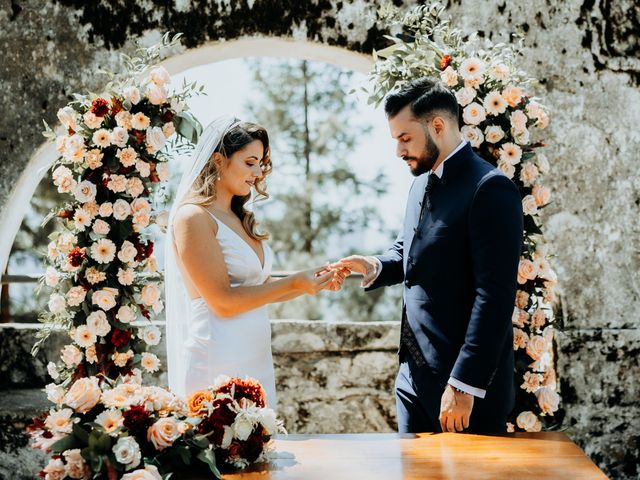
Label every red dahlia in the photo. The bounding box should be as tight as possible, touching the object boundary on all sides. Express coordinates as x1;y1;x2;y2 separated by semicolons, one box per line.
111;328;132;347
161;110;174;123
216;378;266;408
440;54;452;70
123;404;153;435
90;98;110;117
68;247;86;267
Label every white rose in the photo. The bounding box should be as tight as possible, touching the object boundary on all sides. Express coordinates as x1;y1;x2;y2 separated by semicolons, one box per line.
140;325;161;346
147;84;168;105
156;162;170;182
440;66;458;87
532;185;551;207
135;160;151;178
122;466;162;480
92;218;111;235
113;436;142;470
519;162;539;186
61;344;83;366
92;288;118;311
87;310;111;337
455;87;476;107
116;305;136;323
115;111;133;130
497;159;515;179
64;376;101;413
127;177;145;198
110;126;129;148
536;153;550;174
47;361;60;380
57;106;78;130
140;284;161;306
123;86;141;105
45;383;65;406
118;241;138;264
513;127;530;145
83;111;103;129
484;125;505;144
516;411;542;432
99;202;113;217
117;268;135;286
522;195;539;216
232;414;255;441
462;102;486;125
43;458;66;479
66;286;87;307
48;293;66;314
461;125;484;148
131;198;151;214
146;126;167;154
489;63;510;82
45;267;60;287
260;408;278;435
149;66;171;86
147;417;180;451
113;199;132;220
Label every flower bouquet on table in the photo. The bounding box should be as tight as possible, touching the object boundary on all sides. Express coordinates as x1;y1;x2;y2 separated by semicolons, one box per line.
29;374;284;479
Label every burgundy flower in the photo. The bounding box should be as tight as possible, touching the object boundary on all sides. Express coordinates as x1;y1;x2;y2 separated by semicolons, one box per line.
216;378;266;408
90;98;110;117
68;247;87;267
133;130;146;145
196;398;237;444
111;328;132;348
123;404;153;437
111;97;123;116
239;434;265;463
57;208;75;219
440;54;452;70
161;110;174;123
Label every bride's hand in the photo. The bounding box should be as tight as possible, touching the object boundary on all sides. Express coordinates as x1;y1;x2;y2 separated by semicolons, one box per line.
292;267;336;295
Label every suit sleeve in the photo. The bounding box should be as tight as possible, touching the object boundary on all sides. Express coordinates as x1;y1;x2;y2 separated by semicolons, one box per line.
450;173;523;389
365;229;405;291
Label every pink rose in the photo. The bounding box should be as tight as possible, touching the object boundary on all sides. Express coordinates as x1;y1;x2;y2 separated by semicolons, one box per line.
64;377;101;413
147;417;180;451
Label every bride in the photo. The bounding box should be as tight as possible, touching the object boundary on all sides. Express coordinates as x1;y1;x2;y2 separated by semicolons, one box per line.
164;116;341;408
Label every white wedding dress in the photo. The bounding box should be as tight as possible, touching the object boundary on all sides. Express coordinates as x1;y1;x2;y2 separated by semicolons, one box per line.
181;211;277;410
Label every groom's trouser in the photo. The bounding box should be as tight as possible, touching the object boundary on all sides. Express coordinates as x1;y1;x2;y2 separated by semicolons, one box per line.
395;350;510;434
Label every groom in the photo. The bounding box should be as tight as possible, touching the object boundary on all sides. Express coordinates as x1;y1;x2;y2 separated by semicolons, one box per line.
335;77;523;433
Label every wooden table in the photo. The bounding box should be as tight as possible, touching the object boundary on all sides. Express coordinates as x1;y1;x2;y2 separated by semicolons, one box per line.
225;432;607;479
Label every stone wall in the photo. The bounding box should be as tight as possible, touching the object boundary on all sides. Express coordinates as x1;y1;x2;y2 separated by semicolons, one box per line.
0;0;638;478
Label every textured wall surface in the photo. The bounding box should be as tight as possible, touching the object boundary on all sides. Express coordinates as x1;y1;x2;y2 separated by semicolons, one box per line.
0;0;638;478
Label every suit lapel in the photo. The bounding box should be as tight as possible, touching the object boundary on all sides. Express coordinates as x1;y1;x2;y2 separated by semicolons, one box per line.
405;174;429;267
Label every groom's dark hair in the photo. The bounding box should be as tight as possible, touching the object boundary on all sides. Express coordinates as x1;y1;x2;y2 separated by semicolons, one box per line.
384;77;459;125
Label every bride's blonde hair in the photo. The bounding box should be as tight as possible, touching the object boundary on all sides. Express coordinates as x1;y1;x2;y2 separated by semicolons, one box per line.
185;122;272;240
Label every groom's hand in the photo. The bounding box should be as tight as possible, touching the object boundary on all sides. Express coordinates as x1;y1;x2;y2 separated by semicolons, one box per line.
331;255;379;287
439;384;474;433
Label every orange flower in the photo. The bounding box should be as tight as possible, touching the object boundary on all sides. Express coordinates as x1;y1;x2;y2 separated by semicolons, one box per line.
187;390;213;416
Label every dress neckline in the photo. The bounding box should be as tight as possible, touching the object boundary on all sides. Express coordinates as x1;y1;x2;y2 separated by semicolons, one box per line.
206;210;267;270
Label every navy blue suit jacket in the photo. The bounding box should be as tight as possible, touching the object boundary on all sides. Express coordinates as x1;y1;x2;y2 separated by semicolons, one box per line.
368;143;523;410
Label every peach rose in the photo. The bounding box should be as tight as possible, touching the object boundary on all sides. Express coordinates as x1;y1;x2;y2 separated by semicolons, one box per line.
115;111;133;130
531;308;547;330
440;66;458;87
532;185;551;207
92;287;118;311
502;85;523;107
516;411;542;432
535;386;560;415
522;195;539;216
512;307;528;328
484;125;505;144
526;334;547;361
188;390;213;416
515;290;530;309
517;259;538;284
141;284;161;306
513;328;528;350
520;371;542;393
147;417;181;451
497;159;515;179
519;162;539;186
64;377;101;413
462;102;486;125
455;87;476;107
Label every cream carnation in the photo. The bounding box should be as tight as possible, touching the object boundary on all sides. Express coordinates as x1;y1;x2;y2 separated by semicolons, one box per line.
156;162;170;182
99;202;113;217
516;411;542;432
113;436;141;470
147;417;180;451
64;377;101;413
66;286;87;307
515;290;530;309
85;266;106;285
512;307;528;328
92;287;118;311
497;159;515;179
117;147;138;168
107;174;128;193
91;238;117;264
502;85;523;107
521;371;542;393
122;466;162;480
135;160;151;178
113;350;134;367
488;63;510;82
127;177;145;198
118;267;135;286
113;199;132;220
483;91;507;116
510;110;528;131
115;111;133;130
86;345;98;364
131;112;150;130
513;327;529;350
85;149;104;169
455;87;476;107
63;448;88;479
519;162;539;186
462;102;486;125
87;310;111;337
531;308;548;330
162;122;175;139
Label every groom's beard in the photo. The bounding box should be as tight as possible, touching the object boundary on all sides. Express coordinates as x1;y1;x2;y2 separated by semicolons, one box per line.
404;132;440;177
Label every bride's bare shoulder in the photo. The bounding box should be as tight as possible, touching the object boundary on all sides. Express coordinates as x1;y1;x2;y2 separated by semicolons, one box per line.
173;204;218;235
